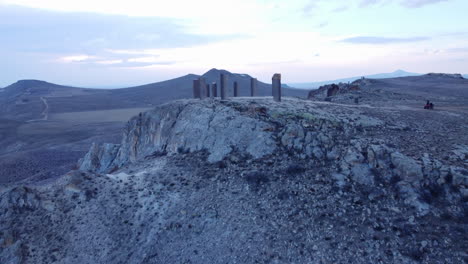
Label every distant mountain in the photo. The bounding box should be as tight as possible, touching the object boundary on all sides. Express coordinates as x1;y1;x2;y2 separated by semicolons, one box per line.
288;70;421;89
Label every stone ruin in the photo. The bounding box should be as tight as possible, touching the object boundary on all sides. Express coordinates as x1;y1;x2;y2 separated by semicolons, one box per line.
233;81;238;97
220;73;228;100
211;82;217;97
251;78;257;96
272;73;281;102
193;74;280;101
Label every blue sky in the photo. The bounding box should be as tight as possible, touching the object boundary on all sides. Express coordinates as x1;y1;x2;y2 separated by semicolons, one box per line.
1;0;467;87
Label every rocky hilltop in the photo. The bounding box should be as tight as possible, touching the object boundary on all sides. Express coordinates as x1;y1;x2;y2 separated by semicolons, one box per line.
1;97;467;263
308;73;468;108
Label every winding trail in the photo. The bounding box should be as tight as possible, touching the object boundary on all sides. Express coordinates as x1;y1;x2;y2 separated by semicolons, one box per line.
40;97;49;121
26;96;49;122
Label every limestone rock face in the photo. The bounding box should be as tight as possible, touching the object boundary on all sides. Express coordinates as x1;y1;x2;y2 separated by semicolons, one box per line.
80;100;278;171
308;82;360;100
78;143;120;173
390;151;424;182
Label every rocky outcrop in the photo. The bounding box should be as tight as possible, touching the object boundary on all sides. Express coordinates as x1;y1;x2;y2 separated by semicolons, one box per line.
2;97;467;263
426;73;465;79
78;143;120;173
308;82;360;100
79;100;277;171
79;98;467;213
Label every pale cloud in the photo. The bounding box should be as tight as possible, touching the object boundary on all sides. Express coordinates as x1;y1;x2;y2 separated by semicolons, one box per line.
333;6;349;12
401;0;449;8
446;47;468;53
342;36;430;44
59;55;96;63
360;0;450;7
95;60;124;65
127;56;161;63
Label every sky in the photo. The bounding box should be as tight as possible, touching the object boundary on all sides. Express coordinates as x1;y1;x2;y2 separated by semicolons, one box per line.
1;0;468;87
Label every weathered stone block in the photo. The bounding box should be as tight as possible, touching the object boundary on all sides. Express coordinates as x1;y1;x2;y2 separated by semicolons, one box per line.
212;83;217;97
250;78;257;97
193;79;201;99
220;74;228;100
272;73;281;102
199;77;207;99
233;81;238;97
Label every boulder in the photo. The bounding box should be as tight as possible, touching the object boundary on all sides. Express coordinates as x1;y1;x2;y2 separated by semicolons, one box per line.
390;152;423;182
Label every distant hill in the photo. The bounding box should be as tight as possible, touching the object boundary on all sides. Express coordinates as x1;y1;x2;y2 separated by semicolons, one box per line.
288;69;421;89
308;73;468;104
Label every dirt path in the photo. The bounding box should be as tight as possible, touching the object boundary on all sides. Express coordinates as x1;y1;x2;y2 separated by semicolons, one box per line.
27;97;49;122
40;97;49;120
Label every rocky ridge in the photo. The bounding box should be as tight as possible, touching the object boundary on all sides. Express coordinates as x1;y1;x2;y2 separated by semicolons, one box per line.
79;98;468;210
1;97;467;263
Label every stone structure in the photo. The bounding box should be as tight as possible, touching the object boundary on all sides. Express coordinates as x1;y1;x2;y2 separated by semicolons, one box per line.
212;83;217;97
206;84;211;98
250;78;257;97
272;73;281;102
233;82;238;97
193;79;201;99
199;77;207;99
220;74;227;100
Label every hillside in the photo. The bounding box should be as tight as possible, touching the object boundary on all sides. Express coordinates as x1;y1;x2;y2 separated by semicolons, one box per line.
1;97;466;263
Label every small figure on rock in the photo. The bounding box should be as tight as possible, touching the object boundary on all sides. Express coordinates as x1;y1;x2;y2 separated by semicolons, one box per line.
424;100;434;110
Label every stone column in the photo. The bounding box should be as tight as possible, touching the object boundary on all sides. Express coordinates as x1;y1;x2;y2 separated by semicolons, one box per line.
211;83;217;97
199;77;207;99
233;81;238;97
220;73;228;100
272;73;281;102
250;78;257;97
206;84;211;98
193;79;201;99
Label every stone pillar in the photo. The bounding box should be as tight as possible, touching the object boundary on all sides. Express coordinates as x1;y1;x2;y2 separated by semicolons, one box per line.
199;77;207;99
272;73;281;102
211;83;217;97
193;79;201;99
220;73;228;100
233;81;238;97
206;84;211;98
250;78;257;97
